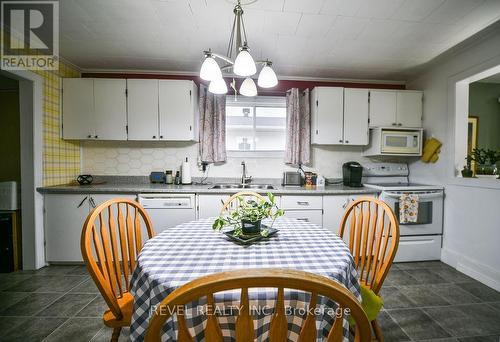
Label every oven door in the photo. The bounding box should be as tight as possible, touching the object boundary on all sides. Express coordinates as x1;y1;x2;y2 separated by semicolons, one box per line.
380;190;443;235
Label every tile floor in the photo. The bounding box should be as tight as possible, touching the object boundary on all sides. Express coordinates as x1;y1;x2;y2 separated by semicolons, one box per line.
0;261;499;341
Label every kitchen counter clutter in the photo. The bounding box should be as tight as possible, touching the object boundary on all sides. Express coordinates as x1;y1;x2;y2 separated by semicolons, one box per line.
37;182;378;195
39;176;379;262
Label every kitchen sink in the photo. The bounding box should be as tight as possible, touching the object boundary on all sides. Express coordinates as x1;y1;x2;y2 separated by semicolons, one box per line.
210;183;275;190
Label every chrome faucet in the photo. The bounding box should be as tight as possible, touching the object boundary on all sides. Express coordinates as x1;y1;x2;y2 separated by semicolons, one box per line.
241;161;252;184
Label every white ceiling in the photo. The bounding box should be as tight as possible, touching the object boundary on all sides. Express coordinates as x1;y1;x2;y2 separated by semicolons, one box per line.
60;0;500;80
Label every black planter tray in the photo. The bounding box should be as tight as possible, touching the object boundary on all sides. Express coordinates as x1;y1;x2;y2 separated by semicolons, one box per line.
223;225;279;245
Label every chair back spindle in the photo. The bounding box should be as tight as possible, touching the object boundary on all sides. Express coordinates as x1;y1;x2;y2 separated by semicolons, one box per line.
339;197;399;294
144;269;371;342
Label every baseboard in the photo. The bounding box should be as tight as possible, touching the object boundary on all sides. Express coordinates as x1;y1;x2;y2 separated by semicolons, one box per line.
441;248;500;291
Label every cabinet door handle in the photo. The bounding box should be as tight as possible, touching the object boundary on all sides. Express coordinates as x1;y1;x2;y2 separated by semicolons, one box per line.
392;123;397;126
160;135;163;139
94;135;99;139
316;129;319;134
345;140;349;143
339;139;343;143
87;135;92;138
398;123;402;126
153;135;156;139
77;196;88;208
296;218;309;222
297;201;309;206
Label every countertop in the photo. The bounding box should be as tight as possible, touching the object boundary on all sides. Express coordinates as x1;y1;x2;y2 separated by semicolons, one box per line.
37;178;379;196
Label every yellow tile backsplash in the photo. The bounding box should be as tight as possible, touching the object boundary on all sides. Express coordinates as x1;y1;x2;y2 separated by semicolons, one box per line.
33;63;81;186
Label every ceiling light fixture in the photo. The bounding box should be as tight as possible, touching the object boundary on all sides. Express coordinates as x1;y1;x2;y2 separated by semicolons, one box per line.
200;0;278;96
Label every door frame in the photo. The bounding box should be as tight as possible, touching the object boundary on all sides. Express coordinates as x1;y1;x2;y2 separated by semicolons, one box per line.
0;69;45;269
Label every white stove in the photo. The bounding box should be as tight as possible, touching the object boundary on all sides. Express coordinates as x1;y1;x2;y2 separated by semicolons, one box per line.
362;163;444;262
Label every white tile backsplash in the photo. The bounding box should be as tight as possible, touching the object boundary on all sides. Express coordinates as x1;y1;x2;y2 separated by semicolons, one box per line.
82;141;373;179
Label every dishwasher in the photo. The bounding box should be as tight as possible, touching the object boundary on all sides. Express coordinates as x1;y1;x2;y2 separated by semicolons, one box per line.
138;194;196;233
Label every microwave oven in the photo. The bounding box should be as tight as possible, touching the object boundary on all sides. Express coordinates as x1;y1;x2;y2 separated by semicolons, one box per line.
363;128;423;156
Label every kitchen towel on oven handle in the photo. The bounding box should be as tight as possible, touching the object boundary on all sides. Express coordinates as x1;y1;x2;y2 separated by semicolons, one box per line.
399;193;419;223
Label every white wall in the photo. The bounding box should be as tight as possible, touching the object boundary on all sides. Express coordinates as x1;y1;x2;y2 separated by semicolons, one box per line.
81;141;374;179
407;24;500;291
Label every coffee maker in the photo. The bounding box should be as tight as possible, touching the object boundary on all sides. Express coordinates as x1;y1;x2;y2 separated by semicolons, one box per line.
342;162;363;187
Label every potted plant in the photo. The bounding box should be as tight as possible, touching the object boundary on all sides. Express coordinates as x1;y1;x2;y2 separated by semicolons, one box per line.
212;192;284;237
469;148;500;178
461;155;474;178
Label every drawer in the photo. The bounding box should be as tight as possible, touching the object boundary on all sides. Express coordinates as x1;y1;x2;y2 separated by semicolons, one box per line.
283;209;323;226
394;235;442;262
281;196;322;210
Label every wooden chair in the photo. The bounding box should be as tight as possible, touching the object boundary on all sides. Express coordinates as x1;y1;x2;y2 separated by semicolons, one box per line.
81;198;156;342
220;191;267;214
144;268;371;342
338;197;400;342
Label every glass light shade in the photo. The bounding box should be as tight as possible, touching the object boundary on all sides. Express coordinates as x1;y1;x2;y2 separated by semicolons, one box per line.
233;49;257;76
257;65;278;88
208;77;227;94
239;77;257;97
200;56;222;81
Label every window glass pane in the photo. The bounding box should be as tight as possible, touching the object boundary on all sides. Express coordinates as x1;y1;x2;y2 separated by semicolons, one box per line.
226;97;286;151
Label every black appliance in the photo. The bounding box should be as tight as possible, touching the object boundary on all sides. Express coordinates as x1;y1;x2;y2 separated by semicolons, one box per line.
342;162;363;187
0;213;15;272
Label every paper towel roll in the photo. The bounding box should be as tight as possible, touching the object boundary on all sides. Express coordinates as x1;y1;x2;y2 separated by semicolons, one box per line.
181;157;192;184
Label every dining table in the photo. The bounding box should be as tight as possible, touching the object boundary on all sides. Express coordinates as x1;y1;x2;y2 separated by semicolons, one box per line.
129;217;361;341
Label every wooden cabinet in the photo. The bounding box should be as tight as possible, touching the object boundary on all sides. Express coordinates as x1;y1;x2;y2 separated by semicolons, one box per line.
282;195;323;226
369;90;422;128
94;79;127;140
63;78;198;141
159;80;198;141
311;87;344;145
311;87;369;145
322;194;376;234
343;88;369;145
396;91;423;127
126;79;159;140
44;193;136;262
62;78;94;139
62;78;127;140
197;194;230;219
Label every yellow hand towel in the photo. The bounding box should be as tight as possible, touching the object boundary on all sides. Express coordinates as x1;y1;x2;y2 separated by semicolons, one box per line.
421;137;442;163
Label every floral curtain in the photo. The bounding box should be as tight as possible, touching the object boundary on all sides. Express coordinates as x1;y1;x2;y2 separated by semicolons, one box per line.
285;88;311;165
199;84;227;163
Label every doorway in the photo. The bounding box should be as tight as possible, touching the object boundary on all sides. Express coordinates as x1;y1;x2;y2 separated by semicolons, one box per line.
0;69;45;270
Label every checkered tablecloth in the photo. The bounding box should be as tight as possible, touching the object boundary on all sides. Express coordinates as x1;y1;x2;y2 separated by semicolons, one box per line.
130;217;361;341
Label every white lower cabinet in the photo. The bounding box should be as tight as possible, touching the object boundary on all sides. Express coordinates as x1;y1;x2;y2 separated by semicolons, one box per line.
322;194;376;233
197;194;280;220
197;194;231;219
282;195;323;226
283;209;323;226
44;193;136;262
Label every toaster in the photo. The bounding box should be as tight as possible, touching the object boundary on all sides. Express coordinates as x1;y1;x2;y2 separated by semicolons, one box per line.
282;171;303;186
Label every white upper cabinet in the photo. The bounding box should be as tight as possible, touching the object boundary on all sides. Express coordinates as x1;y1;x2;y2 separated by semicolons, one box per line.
369;90;423;128
343;88;369;145
62;78;127;140
396;91;423;127
311;87;344;144
369;90;398;127
62;78;94;139
127;79;159;140
159;80;198;141
93;79;127;140
311;87;369;145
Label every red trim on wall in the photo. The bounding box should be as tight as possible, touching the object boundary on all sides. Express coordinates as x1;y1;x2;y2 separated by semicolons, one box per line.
82;72;405;95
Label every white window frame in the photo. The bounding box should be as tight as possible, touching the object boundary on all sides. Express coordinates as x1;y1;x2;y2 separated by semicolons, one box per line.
225;95;286;158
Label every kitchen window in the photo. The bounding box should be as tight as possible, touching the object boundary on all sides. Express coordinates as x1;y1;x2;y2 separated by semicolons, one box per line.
226;96;286;152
